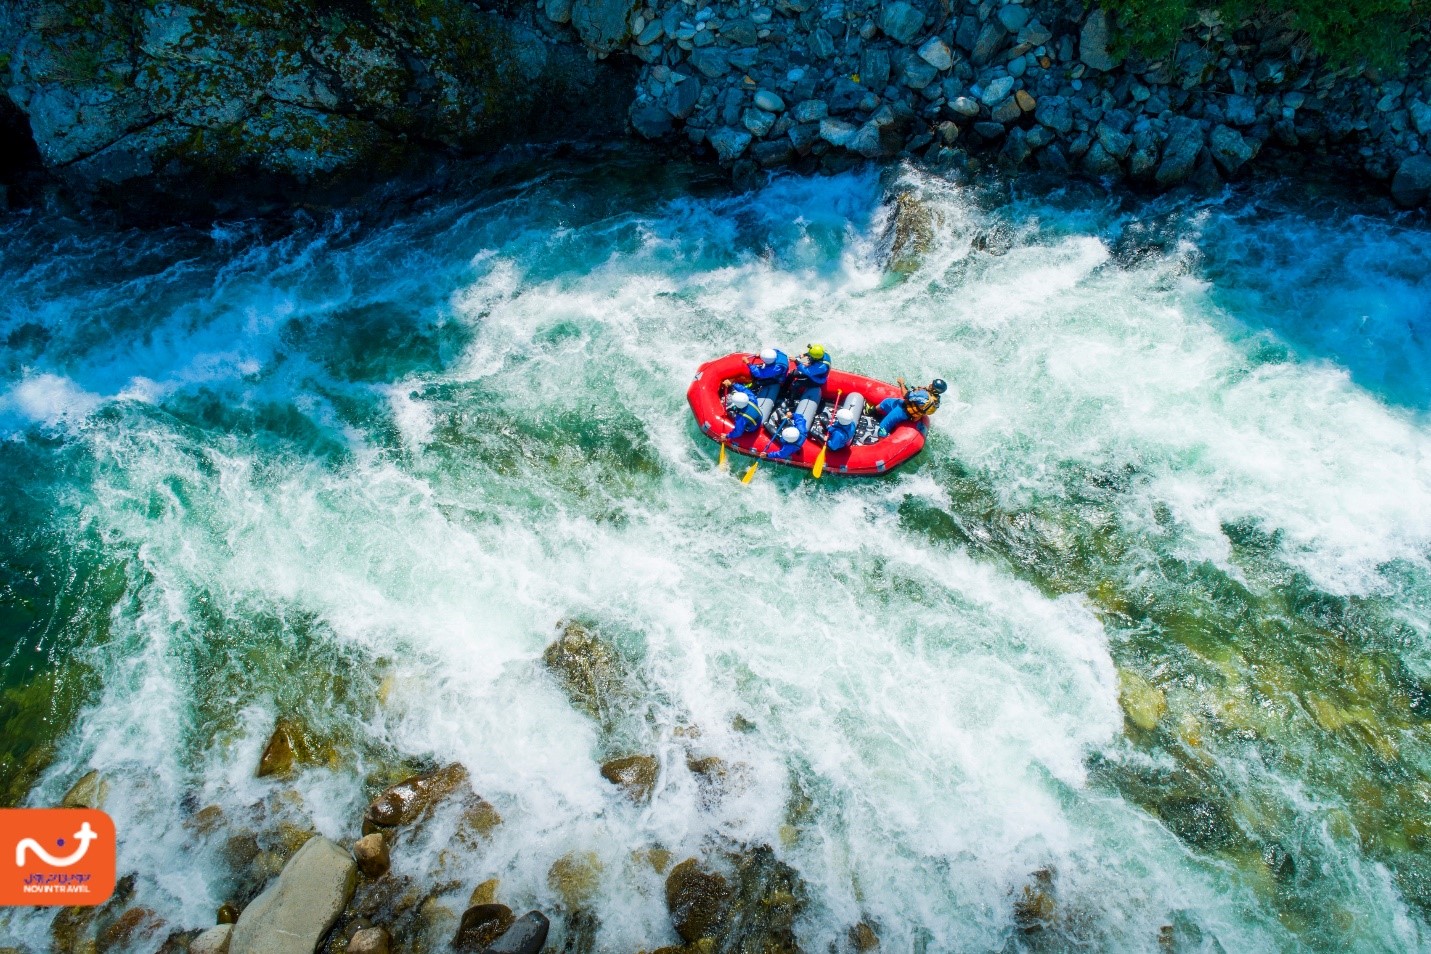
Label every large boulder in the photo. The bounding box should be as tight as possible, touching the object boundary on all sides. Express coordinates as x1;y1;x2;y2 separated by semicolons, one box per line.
570;0;639;54
543;621;632;724
1155;118;1205;187
1079;9;1123;71
1208;124;1258;175
666;859;730;943
878;2;925;44
1391;155;1431;207
229;837;357;954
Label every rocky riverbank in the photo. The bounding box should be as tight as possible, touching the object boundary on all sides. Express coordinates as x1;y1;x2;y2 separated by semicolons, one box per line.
2;0;1430;213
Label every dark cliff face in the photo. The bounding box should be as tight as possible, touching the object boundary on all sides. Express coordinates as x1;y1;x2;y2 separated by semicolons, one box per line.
0;0;636;218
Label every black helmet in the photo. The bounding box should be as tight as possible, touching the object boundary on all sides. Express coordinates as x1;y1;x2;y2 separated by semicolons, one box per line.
931;379;948;393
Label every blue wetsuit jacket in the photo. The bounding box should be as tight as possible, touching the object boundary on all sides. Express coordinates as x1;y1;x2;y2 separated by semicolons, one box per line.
749;350;791;383
825;417;856;450
793;354;831;387
725;383;763;439
766;414;809;461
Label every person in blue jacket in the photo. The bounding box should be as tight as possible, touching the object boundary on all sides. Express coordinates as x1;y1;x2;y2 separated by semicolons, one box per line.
876;378;947;436
721;380;763;440
748;347;790;383
792;343;831;388
824;405;857;451
765;417;808;461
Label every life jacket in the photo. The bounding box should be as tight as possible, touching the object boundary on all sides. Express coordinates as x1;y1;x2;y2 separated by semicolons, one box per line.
750;351;790;381
730;401;763;428
794;356;830;385
903;388;940;421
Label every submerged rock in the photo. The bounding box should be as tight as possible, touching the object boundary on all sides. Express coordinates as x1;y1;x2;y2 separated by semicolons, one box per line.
229;837;356;954
363;763;470;833
1013;868;1056;933
543;620;632;724
549;852;604;907
1118;670;1168;731
881;190;937;274
666;859;730;943
1391;155;1431;207
601;754;660;802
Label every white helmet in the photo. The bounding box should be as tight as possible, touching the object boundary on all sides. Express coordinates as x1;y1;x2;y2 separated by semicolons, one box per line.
730;391;750;408
835;408;855;425
781;425;800;443
760;348;777;362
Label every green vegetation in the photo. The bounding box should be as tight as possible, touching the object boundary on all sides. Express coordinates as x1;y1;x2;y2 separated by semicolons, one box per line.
1099;0;1426;67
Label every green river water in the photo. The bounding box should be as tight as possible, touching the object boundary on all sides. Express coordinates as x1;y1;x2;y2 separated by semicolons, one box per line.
1;154;1429;952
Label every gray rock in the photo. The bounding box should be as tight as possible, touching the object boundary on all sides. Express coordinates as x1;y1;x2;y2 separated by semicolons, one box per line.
1018;21;1053;47
570;0;640;53
955;15;981;53
861;47;892;90
1081;141;1121;175
1001;126;1032;165
810;27;837;59
851;122;891;158
991;97;1022;124
1208;124;1258;175
347;927;389;954
636;21;664;44
1155;117;1205;186
950;96;982;117
1410;100;1431;136
1224;95;1257;127
229;837;356;954
971;22;1008;65
484;912;551;954
1096;123;1132;159
1391;154;1431;207
788;122;821;152
879;2;925;44
997;5;1030;32
708;126;753;160
1025;124;1054;148
754;90;786;112
722;18;759;45
973;121;1006;139
1079;9;1122;72
903;59;940;90
631;100;674;137
690;49;731;77
743;107;776;137
545;0;574;24
667;78;702;119
819;118;859;147
792;99;829;122
752;138;796;166
918;38;954;71
727;48;760;70
189;925;233;954
980;76;1015;106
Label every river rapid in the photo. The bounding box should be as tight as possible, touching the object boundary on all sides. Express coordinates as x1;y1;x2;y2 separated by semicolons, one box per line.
1;155;1429;952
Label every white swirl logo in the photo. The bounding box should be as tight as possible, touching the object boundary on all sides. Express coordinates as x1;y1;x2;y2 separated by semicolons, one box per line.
15;822;99;868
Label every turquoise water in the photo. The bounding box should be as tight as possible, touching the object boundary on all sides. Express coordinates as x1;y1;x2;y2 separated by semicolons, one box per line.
1;156;1429;951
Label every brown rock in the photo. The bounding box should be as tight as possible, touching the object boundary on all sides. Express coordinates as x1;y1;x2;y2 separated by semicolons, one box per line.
61;769;109;809
187;805;225;835
216;902;240;925
452;903;514;951
850;920;879;950
353;832;390;878
469;878;500;906
548;852;603;906
98;908;163;953
600;755;660;803
665;859;729;943
455;798;503;845
542;620;630;721
256;720;300;778
1013;868;1056;933
347;926;391;954
362;763;469;833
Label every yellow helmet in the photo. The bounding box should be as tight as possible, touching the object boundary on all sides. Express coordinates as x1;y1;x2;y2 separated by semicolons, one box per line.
806;343;826;360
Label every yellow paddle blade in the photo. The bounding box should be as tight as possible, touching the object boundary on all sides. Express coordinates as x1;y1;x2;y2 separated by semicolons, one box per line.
811;444;828;479
741;459;760;484
718;442;727;469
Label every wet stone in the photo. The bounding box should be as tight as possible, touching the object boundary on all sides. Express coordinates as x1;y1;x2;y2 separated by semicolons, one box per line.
452;904;514;951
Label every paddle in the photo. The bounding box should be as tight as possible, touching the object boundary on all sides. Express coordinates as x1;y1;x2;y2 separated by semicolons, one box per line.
810;389;843;480
718;439;727;469
741;430;778;484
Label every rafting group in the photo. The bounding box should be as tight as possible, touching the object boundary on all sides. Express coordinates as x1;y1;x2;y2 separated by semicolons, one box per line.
686;345;948;478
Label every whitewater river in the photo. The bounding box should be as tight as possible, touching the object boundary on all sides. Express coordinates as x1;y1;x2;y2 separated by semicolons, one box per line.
1;155;1429;952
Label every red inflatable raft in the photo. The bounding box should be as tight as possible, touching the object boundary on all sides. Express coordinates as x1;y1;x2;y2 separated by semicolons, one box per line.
686;352;926;476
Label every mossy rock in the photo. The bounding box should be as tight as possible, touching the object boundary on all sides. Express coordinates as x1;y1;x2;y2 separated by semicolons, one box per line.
542;620;631;724
549;851;604;907
60;769;110;809
1012;868;1056;933
468;878;500;906
1118;669;1168;732
256;717;340;778
601;754;659;803
883;190;938;274
664;859;729;944
455;797;503;845
849;920;880;950
720;846;803;954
